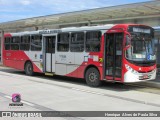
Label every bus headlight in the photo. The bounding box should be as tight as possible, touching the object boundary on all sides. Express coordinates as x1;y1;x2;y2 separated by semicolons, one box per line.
125;64;138;74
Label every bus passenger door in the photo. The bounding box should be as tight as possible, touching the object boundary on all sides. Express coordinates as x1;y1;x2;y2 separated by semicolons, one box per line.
44;36;56;73
104;33;123;81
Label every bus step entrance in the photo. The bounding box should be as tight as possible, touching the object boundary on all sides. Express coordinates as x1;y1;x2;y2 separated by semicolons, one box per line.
45;72;55;76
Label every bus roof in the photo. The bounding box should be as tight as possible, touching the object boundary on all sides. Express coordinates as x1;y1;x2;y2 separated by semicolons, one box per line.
5;24;151;36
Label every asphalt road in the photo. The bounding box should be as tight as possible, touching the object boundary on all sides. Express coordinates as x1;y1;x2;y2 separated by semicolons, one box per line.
0;66;160;119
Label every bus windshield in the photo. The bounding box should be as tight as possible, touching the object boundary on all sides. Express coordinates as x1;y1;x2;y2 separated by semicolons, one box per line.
126;33;156;62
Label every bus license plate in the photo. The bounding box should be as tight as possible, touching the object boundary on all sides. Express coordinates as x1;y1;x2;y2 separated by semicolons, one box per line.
143;75;149;79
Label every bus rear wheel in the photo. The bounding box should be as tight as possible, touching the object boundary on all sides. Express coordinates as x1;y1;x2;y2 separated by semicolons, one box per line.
85;67;101;87
25;62;34;76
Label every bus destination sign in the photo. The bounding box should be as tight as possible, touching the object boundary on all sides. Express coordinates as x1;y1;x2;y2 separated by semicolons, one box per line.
39;29;62;34
133;27;151;34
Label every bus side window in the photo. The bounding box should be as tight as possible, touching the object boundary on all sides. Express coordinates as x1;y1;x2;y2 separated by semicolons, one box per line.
11;36;20;50
20;36;30;51
4;37;11;50
57;33;69;52
70;32;84;52
86;31;101;52
31;35;42;51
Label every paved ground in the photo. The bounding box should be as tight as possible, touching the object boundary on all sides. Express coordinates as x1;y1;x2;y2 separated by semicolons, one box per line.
0;66;160;120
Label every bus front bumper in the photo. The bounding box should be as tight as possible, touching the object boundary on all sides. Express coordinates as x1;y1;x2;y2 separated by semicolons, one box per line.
124;69;156;83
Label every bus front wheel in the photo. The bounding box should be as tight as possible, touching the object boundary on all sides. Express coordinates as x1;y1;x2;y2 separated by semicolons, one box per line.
85;67;101;87
25;62;34;76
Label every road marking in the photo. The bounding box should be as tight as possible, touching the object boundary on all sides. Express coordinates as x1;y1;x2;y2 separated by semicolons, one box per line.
5;95;12;99
21;100;35;106
72;88;105;95
4;95;34;106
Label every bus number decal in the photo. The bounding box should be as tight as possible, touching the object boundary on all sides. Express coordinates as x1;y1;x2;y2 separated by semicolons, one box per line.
99;58;103;63
59;55;66;61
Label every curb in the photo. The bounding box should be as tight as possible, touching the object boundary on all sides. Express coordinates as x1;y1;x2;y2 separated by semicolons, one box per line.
132;71;160;88
133;80;160;89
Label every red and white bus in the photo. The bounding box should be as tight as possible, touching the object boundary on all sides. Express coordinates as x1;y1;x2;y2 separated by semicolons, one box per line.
3;24;156;87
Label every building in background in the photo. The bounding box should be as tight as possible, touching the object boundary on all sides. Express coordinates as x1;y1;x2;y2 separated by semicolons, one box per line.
0;1;160;64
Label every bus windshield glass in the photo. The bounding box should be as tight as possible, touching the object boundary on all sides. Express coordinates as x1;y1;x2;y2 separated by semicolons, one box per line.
126;26;156;63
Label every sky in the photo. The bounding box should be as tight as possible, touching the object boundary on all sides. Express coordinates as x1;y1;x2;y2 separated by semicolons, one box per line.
0;0;153;23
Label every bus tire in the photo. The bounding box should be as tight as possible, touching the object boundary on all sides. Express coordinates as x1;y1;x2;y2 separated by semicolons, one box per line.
85;67;101;87
25;62;34;76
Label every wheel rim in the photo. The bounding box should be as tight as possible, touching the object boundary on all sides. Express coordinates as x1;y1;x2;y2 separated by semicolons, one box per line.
88;72;97;82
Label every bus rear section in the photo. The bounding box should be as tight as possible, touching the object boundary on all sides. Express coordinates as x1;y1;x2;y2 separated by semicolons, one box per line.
3;33;43;75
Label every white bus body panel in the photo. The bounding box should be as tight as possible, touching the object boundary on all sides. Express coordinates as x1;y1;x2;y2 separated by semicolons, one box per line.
124;69;156;83
55;52;74;75
55;52;89;75
52;54;56;72
46;53;51;72
45;53;56;72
